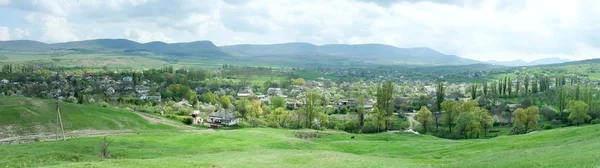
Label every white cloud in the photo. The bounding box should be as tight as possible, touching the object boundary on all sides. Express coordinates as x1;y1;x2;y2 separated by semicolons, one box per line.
12;28;30;39
0;0;10;6
2;0;600;61
124;28;172;43
38;15;78;42
0;26;9;41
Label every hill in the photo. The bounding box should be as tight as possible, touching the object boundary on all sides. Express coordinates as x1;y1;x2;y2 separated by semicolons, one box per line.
1;125;598;167
0;97;174;144
221;43;479;65
486;57;572;66
0;39;229;58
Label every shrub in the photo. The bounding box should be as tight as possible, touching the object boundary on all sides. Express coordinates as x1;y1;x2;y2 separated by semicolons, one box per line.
590;118;600;125
294;131;321;139
99;136;113;159
182;117;193;125
542;124;553;130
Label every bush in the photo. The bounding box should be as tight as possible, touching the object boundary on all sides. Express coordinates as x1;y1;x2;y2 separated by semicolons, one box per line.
541;105;558;120
542;124;553;130
246;118;267;127
590;118;600;125
294;131;321;139
182;117;193;125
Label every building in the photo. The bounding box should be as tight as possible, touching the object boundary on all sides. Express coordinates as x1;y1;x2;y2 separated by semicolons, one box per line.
237;87;254;98
207;109;239;126
267;88;283;96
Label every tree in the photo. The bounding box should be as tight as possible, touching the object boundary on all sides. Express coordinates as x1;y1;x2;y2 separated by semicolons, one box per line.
293;78;306;86
268;107;290;127
201;92;218;104
524;75;530;95
474;107;493;137
583;87;593;113
436;82;445;111
235;98;250;119
567;100;591;126
470;84;477;100
246;100;263;118
376;81;394;129
270;96;286;109
301;89;324;128
219;95;231;108
574;84;581;101
483;82;488;96
416;106;433;133
512;106;539;134
357;95;366;129
507;78;512;97
515;78;520;97
454;111;480;139
442;100;458;133
558;87;567;117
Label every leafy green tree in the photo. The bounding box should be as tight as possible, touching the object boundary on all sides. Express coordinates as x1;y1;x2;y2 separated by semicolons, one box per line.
454;111;480;139
246;100;263;118
474;107;493;137
219;95;231;108
302;89;325;128
162;84;196;102
568;100;591;126
442;100;458;133
470;84;477;100
436;82;445;111
201;92;218;104
357;95;366;129
416;106;433;133
268;107;290;127
376;81;394;129
512;106;539;134
558;87;567;117
235;98;250;119
270;96;286;109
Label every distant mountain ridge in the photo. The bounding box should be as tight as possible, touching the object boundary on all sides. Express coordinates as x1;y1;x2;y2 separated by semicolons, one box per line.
486;57;571;66
0;39;479;65
0;39;227;58
220;43;479;65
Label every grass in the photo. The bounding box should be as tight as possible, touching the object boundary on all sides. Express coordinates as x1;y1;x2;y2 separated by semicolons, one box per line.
1;125;599;167
296;70;340;81
0;97;174;139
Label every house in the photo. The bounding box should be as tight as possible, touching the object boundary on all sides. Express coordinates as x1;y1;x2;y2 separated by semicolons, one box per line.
258;94;270;102
207;109;239;126
506;104;521;112
106;87;115;95
267;88;283;96
123;76;133;82
136;86;150;94
176;99;193;107
0;79;8;84
237;87;253;98
140;94;162;102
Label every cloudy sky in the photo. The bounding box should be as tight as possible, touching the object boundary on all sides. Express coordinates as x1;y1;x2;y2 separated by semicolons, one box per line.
0;0;599;62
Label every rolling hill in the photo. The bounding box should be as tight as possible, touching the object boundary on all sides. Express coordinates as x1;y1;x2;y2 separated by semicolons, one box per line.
221;43;479;65
0;39;228;58
1;39;480;66
0;97;174;144
486;57;572;66
0;125;598;167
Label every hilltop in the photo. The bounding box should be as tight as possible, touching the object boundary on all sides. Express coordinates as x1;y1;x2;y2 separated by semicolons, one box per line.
0;97;176;144
1;39;478;66
0;125;599;167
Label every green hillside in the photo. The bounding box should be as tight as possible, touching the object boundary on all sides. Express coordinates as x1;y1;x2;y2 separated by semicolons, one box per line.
0;97;173;141
1;125;599;167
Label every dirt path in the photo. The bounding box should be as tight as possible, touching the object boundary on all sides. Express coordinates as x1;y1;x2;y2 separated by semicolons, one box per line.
0;112;214;145
404;113;420;134
131;111;197;130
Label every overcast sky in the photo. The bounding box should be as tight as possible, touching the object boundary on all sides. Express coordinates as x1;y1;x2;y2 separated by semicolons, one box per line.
0;0;599;62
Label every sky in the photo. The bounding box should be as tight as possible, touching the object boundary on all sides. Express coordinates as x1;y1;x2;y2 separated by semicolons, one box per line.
0;0;599;62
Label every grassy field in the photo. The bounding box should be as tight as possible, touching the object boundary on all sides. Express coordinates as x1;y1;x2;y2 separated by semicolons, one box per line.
0;124;599;167
0;97;174;141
